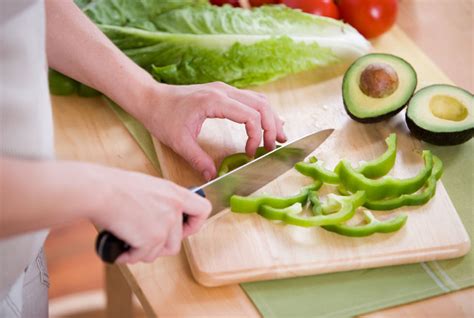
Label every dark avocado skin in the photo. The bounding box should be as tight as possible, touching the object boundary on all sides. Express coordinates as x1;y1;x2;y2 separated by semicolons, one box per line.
406;113;473;145
343;99;406;123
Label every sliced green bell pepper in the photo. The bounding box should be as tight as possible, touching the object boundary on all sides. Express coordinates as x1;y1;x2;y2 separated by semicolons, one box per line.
78;84;102;97
48;69;79;96
217;146;276;177
356;133;397;179
294;160;340;184
282;191;366;227
335;150;433;201
321;210;408;237
258;202;303;221
294;134;397;184
364;155;443;210
230;182;321;214
218;153;252;177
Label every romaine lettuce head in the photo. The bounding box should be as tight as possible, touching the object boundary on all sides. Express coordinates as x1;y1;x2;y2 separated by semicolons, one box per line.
77;1;371;87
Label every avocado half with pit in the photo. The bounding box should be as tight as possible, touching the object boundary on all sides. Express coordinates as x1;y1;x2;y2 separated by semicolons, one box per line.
342;53;417;122
406;84;473;145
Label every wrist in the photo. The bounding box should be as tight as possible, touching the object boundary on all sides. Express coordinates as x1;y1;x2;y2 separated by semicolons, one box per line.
111;70;169;125
63;162;111;222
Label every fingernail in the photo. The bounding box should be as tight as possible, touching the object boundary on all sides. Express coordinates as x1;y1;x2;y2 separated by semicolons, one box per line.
203;170;212;181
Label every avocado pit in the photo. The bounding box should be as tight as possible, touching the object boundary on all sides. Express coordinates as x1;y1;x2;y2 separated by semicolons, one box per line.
429;95;468;122
359;63;399;98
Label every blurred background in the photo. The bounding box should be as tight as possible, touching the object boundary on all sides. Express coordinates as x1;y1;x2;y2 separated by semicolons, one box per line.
45;0;473;317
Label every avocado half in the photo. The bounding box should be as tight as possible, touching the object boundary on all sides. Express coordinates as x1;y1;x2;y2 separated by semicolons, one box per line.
342;53;417;123
406;84;473;145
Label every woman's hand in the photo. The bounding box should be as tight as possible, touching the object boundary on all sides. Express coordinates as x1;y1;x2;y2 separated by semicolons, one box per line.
139;82;287;181
89;165;211;263
1;158;211;264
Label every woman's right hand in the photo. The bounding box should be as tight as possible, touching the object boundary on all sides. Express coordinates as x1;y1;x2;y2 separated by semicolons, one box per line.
88;165;211;264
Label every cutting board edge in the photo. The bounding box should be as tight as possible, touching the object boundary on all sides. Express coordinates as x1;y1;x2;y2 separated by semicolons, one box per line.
184;236;471;287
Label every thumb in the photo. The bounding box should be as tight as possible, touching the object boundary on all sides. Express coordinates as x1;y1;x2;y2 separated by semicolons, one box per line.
174;136;216;181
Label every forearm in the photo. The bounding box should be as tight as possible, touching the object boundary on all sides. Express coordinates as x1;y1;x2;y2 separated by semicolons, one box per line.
45;0;157;121
0;157;102;238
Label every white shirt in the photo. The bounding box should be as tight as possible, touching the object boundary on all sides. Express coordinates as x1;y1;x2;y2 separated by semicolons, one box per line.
0;0;53;302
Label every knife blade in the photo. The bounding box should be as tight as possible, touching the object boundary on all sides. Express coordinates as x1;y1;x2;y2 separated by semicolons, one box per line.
96;128;333;263
200;128;334;217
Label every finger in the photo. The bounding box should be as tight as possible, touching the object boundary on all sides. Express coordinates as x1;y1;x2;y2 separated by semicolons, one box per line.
206;98;262;156
274;114;287;143
142;242;166;263
116;244;155;264
227;90;277;151
160;214;183;256
170;185;211;237
173;134;216;181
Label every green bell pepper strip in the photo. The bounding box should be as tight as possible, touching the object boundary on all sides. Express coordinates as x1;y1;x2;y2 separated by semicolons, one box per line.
258;202;303;221
294;134;397;184
217;153;252;177
321;210;408;237
283;191;366;227
78;84;102;97
217;146;277;177
334;150;433;201
230;182;322;214
48;69;79;96
355;134;397;179
364;155;443;210
295;160;340;184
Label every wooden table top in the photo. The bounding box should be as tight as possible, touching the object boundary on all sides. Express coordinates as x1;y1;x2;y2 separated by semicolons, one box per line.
52;1;473;317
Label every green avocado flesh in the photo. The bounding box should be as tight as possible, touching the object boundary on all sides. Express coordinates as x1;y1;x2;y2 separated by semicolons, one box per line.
406;84;474;145
342;53;417;122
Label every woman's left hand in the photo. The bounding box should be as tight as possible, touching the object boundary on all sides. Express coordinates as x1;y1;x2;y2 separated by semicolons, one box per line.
138;82;287;181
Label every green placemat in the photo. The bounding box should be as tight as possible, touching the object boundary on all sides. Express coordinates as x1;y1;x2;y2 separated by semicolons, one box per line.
106;99;473;317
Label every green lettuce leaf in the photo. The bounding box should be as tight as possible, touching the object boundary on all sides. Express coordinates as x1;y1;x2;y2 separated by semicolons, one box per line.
76;1;371;87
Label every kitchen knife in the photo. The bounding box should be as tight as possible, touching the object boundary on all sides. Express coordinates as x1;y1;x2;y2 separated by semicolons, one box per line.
96;128;334;263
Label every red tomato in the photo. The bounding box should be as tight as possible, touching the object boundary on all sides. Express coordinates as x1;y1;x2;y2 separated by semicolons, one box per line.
250;0;279;6
280;0;340;19
337;0;398;38
210;0;240;7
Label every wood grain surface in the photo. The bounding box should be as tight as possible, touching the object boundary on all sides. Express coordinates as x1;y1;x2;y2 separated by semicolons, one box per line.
48;0;473;316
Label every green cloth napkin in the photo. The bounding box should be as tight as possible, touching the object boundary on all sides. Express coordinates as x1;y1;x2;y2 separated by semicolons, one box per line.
106;100;473;317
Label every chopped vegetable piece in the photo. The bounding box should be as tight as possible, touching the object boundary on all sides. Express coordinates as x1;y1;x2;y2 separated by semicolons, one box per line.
258;202;303;221
283;191;366;227
48;69;78;96
321;210;408;237
335;150;433;201
295;160;340;184
365;155;443;210
230;183;321;213
356;133;397;178
217;146;277;177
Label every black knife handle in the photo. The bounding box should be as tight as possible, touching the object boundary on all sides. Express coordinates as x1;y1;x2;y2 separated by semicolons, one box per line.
95;187;205;264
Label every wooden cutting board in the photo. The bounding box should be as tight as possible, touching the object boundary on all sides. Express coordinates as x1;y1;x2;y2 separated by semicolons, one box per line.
152;27;470;287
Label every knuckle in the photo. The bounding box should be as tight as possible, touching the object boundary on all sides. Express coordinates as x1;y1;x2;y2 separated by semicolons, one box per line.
152;231;166;244
143;255;156;263
163;211;177;225
248;110;261;124
211;81;227;89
